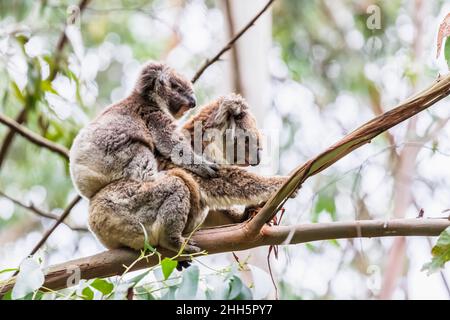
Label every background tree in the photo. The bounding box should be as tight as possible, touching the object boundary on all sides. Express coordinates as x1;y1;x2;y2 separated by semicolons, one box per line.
1;0;450;300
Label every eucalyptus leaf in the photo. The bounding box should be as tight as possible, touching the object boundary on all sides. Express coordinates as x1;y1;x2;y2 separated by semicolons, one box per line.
81;286;94;300
227;275;243;300
0;268;18;275
248;265;272;299
11;258;45;300
90;278;114;295
175;265;199;299
422;226;450;274
445;38;450;68
161;258;178;280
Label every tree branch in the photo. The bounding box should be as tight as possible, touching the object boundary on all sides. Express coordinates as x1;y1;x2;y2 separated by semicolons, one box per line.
1;218;448;295
247;73;450;234
0;113;69;160
8;195;82;278
0;191;87;232
191;0;275;83
0;0;90;168
25;196;82;258
223;0;244;94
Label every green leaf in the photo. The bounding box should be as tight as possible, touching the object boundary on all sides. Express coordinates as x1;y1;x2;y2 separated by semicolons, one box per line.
11;81;25;104
0;268;18;275
422;226;450;274
313;193;336;222
90;279;114;295
134;286;155;300
175;265;199;299
161;258;178;280
139;222;157;254
15;34;29;46
40;80;58;94
1;290;12;300
228;275;243;300
232;276;253;300
445;38;450;69
81;286;94;300
328;239;340;247
32;291;44;300
226;275;253;300
127;269;150;288
161;285;177;300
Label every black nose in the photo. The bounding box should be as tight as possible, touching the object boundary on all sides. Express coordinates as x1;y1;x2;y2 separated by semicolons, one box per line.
188;96;196;108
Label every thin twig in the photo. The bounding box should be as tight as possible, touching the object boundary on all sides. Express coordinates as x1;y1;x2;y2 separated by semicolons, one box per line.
26;195;82;257
0;113;69;160
191;0;275;83
0;0;90;168
11;195;82;277
426;237;450;297
0;190;87;232
247;73;450;234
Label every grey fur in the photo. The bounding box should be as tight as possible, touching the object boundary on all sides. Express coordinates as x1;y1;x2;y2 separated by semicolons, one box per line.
72;63;295;253
70;62;218;199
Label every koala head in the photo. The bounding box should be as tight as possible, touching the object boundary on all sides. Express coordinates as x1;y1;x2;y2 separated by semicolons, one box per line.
135;62;196;118
206;94;262;166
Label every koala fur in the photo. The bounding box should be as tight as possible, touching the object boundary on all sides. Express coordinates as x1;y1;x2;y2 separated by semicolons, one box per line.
164;94;289;224
69;62;218;199
77;63;292;254
89;94;290;253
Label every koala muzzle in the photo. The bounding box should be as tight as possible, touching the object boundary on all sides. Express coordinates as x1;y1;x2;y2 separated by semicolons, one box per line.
188;96;197;109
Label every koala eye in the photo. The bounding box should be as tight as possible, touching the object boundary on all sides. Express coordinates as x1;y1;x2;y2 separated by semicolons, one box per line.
234;113;244;120
171;82;181;90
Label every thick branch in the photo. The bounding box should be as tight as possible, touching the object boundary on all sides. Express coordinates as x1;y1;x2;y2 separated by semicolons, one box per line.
191;0;275;83
1;218;448;294
247;74;450;234
0;113;69;160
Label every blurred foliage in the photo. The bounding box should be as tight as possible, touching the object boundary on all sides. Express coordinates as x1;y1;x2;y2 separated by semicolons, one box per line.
423;226;450;275
1;0;450;300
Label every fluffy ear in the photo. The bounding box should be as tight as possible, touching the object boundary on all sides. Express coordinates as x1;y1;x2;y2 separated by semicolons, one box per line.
205;94;247;128
134;62;165;96
223;94;247;116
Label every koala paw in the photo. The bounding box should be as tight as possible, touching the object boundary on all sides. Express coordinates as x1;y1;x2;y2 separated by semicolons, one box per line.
191;162;219;178
176;260;192;271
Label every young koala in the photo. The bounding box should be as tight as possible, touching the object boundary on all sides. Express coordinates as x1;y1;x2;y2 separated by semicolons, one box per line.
89;94;294;253
69;62;218;199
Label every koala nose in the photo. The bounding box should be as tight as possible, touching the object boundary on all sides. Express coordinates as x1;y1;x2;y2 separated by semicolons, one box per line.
188;96;196;108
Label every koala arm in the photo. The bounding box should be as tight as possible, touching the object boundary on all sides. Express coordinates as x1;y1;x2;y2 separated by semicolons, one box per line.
146;110;218;178
191;166;291;209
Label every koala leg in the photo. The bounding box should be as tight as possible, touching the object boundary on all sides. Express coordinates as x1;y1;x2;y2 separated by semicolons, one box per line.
193;166;290;210
202;208;247;227
89;173;201;254
157;183;201;254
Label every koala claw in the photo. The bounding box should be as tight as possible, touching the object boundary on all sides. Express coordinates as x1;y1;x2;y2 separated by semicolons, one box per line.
183;243;201;254
176;260;192;271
